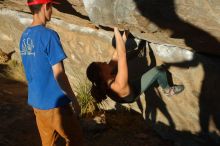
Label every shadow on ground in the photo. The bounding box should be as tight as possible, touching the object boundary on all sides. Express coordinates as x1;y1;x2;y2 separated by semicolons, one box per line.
0;76;41;146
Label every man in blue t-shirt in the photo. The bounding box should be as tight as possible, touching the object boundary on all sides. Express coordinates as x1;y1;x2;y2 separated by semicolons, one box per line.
19;0;84;146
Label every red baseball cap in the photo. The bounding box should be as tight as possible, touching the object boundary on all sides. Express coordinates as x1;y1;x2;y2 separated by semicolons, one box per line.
27;0;59;6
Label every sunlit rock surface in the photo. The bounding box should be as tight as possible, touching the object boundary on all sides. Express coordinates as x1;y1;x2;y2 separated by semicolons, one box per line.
83;0;220;56
0;0;220;145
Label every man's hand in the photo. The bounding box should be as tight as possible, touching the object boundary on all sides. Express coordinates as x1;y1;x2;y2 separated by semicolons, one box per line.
72;99;81;116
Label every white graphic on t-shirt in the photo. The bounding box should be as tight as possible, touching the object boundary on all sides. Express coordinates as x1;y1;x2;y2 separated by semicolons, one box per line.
21;38;35;56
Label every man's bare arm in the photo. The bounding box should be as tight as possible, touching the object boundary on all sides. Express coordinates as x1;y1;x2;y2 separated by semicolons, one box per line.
52;62;81;114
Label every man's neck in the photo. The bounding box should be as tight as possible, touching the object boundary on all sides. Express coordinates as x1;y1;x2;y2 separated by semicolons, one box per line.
31;13;46;26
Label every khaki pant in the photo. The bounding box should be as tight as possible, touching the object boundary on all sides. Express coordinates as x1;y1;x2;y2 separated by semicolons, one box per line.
33;104;84;146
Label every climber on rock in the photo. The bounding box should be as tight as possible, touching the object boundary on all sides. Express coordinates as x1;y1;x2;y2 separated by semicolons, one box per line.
86;27;184;104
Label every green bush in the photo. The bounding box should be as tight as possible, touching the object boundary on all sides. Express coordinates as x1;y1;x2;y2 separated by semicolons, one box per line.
74;78;98;115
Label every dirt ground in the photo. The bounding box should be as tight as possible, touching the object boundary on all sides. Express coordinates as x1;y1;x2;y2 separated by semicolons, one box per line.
0;62;173;146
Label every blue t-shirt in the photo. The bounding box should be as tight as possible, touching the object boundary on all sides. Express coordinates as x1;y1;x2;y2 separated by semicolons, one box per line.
19;25;71;110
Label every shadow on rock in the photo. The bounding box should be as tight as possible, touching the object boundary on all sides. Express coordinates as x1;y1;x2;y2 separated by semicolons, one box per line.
53;0;90;20
133;0;220;140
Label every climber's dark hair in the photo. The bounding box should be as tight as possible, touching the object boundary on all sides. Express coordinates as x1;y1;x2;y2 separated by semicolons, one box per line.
86;62;108;103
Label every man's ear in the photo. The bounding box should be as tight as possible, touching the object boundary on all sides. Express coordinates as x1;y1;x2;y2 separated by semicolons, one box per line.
45;3;52;10
40;4;46;14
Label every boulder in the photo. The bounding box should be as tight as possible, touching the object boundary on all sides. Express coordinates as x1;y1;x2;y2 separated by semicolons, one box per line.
1;1;220;144
83;0;220;56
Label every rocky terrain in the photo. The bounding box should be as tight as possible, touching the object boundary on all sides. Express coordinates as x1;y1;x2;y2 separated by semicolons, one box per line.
0;0;220;146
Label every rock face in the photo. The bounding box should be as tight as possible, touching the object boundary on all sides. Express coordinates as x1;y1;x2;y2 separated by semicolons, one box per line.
83;0;220;56
1;0;220;145
82;1;220;140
